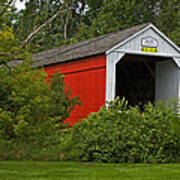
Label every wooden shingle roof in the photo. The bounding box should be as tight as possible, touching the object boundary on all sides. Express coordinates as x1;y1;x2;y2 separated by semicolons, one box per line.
33;23;149;67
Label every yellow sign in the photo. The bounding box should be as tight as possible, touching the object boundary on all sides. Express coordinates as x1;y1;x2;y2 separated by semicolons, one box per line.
141;47;158;53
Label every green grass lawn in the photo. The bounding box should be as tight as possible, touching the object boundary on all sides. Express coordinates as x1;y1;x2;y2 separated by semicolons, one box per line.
0;162;180;180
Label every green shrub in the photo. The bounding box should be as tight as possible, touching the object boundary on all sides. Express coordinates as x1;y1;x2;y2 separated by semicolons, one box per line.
0;63;80;141
62;98;180;163
0;61;80;160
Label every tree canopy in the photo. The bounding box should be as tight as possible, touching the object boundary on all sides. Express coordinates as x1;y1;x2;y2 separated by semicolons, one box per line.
2;0;179;52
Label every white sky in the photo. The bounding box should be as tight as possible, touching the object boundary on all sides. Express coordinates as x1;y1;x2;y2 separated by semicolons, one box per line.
15;0;26;10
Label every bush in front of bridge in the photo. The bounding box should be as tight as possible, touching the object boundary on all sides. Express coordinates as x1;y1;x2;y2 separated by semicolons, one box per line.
63;98;180;163
0;62;80;160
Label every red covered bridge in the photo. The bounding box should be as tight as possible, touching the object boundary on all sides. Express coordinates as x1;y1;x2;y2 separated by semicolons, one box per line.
33;23;180;125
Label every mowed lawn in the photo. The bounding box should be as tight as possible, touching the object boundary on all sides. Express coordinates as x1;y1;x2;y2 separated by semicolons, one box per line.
0;162;180;180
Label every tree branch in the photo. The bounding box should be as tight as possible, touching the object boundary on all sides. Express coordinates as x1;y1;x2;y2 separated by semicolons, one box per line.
21;0;67;48
64;0;75;40
64;8;72;40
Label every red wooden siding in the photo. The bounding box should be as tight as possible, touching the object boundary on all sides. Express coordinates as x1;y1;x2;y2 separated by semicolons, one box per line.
44;55;106;125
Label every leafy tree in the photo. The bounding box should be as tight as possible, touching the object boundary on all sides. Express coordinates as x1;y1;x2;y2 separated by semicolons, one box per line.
82;0;105;25
75;0;157;39
12;0;88;52
10;0;180;51
75;0;180;46
156;0;180;46
0;62;80;141
0;1;80;141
